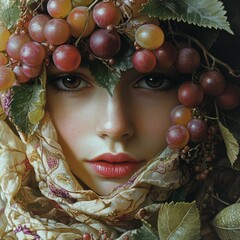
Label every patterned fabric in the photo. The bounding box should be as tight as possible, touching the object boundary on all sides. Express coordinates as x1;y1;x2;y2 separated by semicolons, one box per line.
0;112;184;239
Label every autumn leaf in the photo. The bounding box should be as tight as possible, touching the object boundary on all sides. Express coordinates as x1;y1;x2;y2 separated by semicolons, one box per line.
218;121;239;166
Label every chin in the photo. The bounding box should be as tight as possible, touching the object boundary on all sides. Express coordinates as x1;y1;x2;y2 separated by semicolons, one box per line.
90;177;130;196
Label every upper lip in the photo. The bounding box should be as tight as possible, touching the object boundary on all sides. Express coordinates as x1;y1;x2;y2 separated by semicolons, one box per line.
89;153;139;163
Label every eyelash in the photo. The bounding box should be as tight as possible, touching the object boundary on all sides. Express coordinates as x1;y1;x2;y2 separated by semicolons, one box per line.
48;73;91;94
133;73;178;92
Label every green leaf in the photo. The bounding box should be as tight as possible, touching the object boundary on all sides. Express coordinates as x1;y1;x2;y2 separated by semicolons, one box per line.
89;37;134;95
9;68;46;138
141;0;233;34
0;0;20;29
158;201;200;240
213;203;240;240
131;222;159;240
218;121;239;166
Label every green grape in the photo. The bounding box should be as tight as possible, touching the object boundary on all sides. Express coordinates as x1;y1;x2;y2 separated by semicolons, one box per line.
73;0;94;6
0;53;8;66
135;24;164;50
0;66;15;91
0;26;10;51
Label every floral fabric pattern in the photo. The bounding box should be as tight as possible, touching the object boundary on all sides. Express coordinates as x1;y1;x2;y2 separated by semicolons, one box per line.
0;113;184;239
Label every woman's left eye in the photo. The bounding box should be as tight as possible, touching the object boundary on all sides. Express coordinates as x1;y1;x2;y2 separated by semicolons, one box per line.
49;73;91;92
134;73;175;91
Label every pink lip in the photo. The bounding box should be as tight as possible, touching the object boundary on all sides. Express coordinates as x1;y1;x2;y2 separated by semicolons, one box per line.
87;153;143;178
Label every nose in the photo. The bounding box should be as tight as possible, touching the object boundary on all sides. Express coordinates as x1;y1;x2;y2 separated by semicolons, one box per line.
95;93;134;141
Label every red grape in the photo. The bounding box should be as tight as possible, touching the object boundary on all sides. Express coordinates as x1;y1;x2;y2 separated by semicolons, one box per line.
199;70;226;96
176;47;201;74
166;124;189;149
153;42;177;68
53;44;81;72
215;84;240;110
93;1;121;28
178;81;204;107
170;105;192;126
13;66;30;83
67;6;95;38
187;118;208;143
44;19;70;45
89;29;121;59
22;64;42;78
20;41;46;67
28;14;51;43
47;0;72;18
6;34;31;60
132;49;156;73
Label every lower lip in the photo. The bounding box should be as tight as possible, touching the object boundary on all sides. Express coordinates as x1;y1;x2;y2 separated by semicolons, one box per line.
89;161;141;178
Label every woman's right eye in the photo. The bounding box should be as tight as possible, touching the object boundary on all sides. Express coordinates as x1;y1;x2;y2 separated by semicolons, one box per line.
49;73;91;92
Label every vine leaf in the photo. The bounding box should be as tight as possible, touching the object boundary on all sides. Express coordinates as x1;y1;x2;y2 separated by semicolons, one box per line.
131;221;158;240
218;121;239;166
0;0;20;29
213;203;240;240
89;37;134;95
141;0;233;34
9;67;46;138
158;201;200;240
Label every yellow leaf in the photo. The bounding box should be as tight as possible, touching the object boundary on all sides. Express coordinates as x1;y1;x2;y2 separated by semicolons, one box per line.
218;121;239;166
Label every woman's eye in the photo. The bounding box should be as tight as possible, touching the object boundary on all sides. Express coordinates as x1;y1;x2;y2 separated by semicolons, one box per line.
49;73;91;92
134;73;174;91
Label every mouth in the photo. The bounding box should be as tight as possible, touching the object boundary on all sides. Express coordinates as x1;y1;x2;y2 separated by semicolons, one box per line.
87;153;143;178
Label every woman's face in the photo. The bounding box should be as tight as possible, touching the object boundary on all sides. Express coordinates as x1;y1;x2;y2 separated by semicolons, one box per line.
46;66;179;195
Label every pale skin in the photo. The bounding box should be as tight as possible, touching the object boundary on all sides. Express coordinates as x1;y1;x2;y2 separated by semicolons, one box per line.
46;66;179;195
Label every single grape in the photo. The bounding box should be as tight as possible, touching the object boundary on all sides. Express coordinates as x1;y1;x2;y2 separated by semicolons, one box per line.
153;42;177;68
44;19;70;45
0;26;10;51
176;47;200;74
170;105;192;126
20;41;46;67
135;24;164;50
28;14;51;43
0;53;8;66
0;66;15;90
22;64;42;78
53;44;81;72
47;0;72;18
6;34;31;60
178;81;204;107
215;84;240;110
166;124;189;149
89;29;121;59
93;2;121;28
199;70;226;96
67;6;95;38
132;49;156;73
187;118;208;143
126;16;159;40
13;66;30;83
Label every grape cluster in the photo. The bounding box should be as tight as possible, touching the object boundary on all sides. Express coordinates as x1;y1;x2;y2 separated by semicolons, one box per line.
164;46;240;150
0;0;168;90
